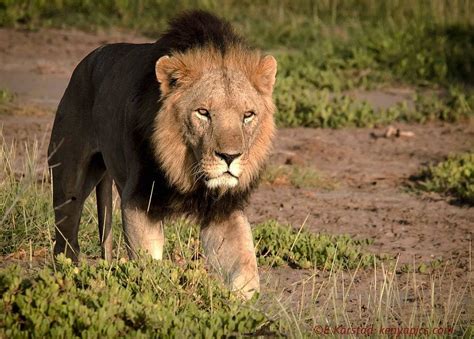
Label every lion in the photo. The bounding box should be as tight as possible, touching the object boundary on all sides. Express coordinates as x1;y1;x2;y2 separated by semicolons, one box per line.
47;10;277;299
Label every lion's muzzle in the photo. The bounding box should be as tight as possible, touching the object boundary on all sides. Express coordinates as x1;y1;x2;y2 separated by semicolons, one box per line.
203;151;244;189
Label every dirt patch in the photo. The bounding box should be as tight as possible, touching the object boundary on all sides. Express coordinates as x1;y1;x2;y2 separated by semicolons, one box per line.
0;28;151;107
250;123;474;264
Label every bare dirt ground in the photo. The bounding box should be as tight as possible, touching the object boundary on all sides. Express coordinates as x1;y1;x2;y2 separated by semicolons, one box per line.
1;28;473;328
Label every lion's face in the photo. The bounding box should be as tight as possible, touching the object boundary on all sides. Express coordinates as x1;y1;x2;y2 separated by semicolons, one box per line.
175;68;272;190
154;48;277;194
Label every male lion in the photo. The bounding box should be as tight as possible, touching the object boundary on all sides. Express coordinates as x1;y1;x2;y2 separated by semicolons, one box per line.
48;10;276;299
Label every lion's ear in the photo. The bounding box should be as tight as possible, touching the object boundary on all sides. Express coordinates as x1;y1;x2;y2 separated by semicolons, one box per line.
155;55;187;95
253;55;277;95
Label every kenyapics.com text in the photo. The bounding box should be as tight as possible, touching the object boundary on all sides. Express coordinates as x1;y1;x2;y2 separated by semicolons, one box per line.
313;325;455;336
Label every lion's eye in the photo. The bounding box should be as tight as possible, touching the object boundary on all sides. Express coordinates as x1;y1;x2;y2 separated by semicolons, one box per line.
243;111;255;124
195;108;210;121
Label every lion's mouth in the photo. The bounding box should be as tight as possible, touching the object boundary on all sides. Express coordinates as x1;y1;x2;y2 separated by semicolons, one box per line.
224;171;238;179
205;172;239;189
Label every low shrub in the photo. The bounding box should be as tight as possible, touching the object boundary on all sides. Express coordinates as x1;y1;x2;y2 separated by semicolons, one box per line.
0;256;274;337
415;152;474;204
254;220;378;269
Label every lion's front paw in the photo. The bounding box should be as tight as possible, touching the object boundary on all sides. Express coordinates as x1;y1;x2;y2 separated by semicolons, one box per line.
230;269;260;300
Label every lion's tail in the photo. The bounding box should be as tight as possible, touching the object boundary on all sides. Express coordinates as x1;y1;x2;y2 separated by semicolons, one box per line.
96;173;113;260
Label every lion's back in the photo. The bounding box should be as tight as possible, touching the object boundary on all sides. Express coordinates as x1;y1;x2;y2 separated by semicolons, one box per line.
49;42;156;153
57;43;148;115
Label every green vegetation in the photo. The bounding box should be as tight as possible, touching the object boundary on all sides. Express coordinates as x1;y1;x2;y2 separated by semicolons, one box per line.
0;89;13;104
1;2;473;335
254;220;378;269
276;85;474;128
0;256;274;337
415;152;474;204
1;0;473;127
0;88;14;114
1;254;471;337
399;258;444;274
1;142;50;255
161;219;379;270
411;87;474;123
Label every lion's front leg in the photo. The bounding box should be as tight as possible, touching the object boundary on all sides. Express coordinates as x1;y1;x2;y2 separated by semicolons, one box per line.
200;211;259;300
122;204;164;260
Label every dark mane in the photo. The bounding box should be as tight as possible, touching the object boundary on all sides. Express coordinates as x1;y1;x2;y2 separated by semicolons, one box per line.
157;10;245;54
129;11;258;222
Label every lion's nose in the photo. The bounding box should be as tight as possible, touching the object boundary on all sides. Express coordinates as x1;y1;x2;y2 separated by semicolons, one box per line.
215;151;241;166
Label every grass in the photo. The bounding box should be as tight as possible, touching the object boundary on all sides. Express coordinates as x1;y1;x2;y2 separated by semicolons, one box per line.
414;152;474;204
0;141;113;258
1;1;474;127
399;258;444;274
300;256;473;337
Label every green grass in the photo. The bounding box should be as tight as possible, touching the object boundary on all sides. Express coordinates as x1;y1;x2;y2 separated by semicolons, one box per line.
0;137;378;337
414;152;474;204
399;258;444;274
0;142;52;256
162;218;380;271
1;1;473;127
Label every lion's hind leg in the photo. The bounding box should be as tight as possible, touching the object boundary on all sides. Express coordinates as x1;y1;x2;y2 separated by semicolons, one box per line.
49;149;106;262
49;155;89;263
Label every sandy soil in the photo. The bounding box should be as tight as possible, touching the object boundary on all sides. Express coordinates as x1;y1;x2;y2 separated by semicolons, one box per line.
1;28;472;329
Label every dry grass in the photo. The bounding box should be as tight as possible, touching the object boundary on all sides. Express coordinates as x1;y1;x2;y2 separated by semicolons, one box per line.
260;254;472;336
